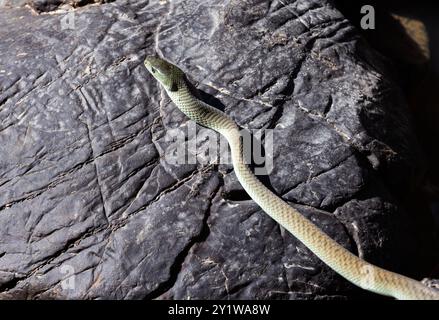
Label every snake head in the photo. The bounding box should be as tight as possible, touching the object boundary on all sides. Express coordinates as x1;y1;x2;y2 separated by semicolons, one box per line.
144;56;184;91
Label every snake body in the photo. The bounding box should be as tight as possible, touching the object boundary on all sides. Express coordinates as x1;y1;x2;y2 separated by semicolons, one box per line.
144;56;439;300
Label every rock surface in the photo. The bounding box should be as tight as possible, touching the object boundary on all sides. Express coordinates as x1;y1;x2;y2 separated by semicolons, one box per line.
0;0;435;299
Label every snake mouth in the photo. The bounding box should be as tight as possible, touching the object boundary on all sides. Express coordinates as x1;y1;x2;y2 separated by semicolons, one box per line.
143;55;154;68
144;55;160;70
144;56;163;79
144;55;166;75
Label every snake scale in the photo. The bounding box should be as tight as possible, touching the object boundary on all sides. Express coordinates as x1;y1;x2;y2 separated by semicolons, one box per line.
144;56;439;300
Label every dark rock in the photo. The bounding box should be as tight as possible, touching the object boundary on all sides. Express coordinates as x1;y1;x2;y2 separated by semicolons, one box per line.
0;0;435;299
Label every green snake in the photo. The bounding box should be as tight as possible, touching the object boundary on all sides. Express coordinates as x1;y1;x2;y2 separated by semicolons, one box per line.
144;56;439;300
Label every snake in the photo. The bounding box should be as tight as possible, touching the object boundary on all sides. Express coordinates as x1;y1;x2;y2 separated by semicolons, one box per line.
144;56;439;300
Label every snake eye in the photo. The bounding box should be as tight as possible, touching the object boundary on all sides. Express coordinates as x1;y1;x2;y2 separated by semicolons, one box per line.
151;67;156;73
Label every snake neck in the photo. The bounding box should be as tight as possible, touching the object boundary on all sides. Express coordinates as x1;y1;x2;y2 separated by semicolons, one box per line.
166;78;237;132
